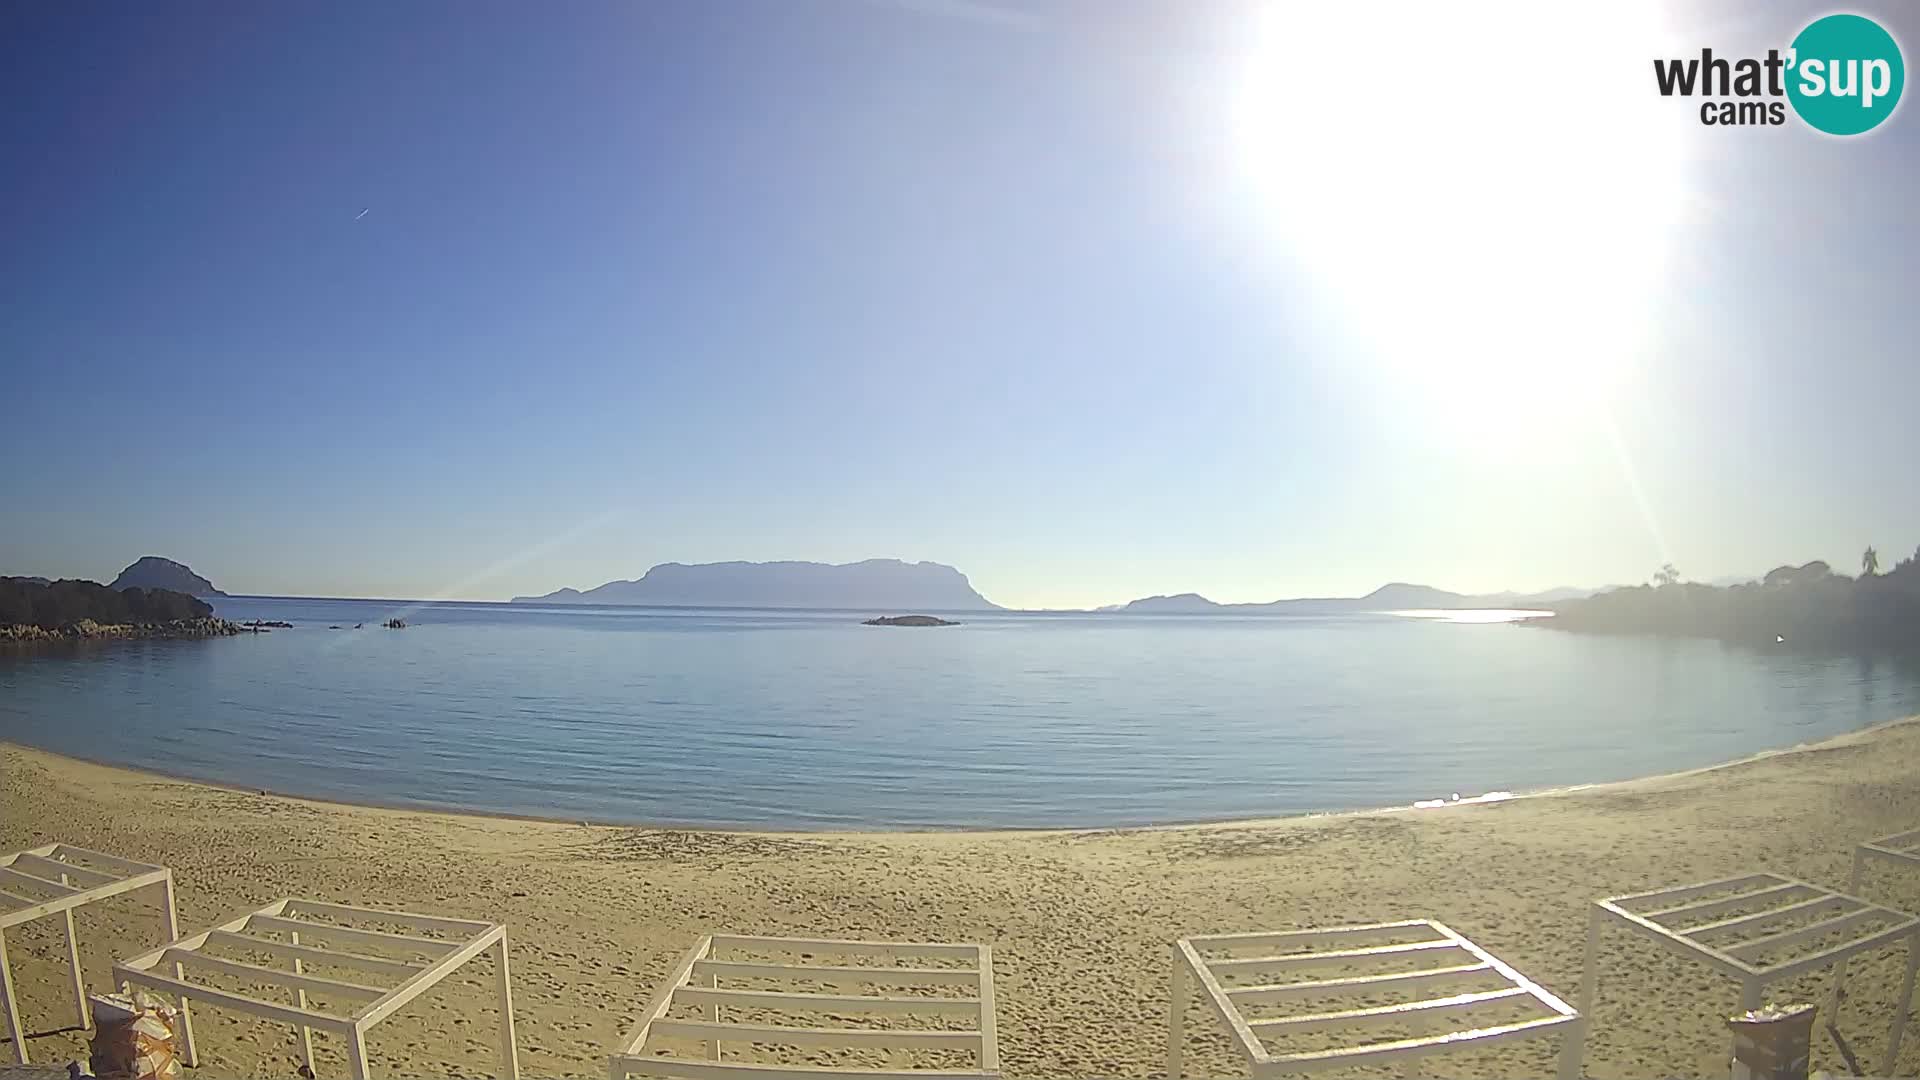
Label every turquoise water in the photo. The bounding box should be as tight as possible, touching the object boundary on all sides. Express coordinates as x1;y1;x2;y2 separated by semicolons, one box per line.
1;597;1916;828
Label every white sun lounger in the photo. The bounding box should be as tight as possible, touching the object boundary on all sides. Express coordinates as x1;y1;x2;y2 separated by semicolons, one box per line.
0;844;181;1065
1850;828;1920;890
610;933;999;1080
1826;832;1920;1064
1564;872;1920;1077
113;897;519;1080
1170;919;1578;1078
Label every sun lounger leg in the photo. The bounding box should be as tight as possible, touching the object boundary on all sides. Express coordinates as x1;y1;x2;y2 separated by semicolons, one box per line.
1827;848;1871;1023
347;1022;373;1080
1167;943;1186;1080
1741;980;1764;1012
289;930;316;1075
1557;906;1603;1080
1880;932;1920;1076
1554;1020;1586;1080
62;902;87;1029
705;965;721;1061
977;943;998;1074
496;931;520;1080
0;930;28;1065
160;876;197;1067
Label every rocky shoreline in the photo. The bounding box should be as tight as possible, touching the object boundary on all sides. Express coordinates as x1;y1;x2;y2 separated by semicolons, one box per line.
0;616;244;645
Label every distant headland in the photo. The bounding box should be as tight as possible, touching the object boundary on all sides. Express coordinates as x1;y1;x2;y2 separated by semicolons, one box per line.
0;577;238;644
1114;582;1592;614
513;559;1001;611
3;557;238;644
1535;549;1920;650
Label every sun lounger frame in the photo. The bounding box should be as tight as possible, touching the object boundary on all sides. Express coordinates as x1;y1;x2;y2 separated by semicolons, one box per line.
0;844;180;1066
113;897;518;1080
609;934;998;1080
1851;828;1920;886
1169;919;1577;1078
1561;871;1920;1078
1825;831;1920;1064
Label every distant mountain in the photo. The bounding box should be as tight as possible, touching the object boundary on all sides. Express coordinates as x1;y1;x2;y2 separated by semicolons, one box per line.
1123;593;1220;613
512;559;1000;610
1;576;51;586
1469;585;1596;606
1356;582;1473;609
1117;582;1594;614
108;556;225;597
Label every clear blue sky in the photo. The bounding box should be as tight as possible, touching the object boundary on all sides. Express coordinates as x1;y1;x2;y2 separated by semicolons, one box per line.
4;0;1916;608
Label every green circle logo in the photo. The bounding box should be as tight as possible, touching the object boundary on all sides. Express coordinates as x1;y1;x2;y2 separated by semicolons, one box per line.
1787;14;1905;135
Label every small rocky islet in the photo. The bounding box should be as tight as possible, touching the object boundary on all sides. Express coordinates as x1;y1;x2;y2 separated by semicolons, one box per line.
861;614;959;627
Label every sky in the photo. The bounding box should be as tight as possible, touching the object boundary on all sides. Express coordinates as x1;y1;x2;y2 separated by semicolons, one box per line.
3;0;1917;609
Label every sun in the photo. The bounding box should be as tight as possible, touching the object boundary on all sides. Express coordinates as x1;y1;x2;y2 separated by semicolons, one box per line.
1227;1;1692;429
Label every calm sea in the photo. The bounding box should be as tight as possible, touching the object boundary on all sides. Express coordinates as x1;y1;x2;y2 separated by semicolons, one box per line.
2;597;1916;828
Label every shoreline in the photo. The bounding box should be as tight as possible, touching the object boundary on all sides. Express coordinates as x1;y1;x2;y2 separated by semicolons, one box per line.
5;712;1916;838
8;715;1920;1077
0;616;243;645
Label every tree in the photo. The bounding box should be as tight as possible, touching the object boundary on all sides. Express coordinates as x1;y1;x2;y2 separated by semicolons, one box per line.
1653;563;1680;587
1862;546;1880;577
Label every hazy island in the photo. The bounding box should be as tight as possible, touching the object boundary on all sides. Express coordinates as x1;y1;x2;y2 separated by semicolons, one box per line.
109;555;227;596
863;614;959;627
1536;547;1920;649
514;558;1000;610
0;577;239;644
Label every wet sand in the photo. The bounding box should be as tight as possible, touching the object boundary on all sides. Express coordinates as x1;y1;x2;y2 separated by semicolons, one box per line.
3;718;1919;1078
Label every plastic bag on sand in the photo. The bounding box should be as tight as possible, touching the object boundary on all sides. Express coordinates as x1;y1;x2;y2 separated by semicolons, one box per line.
88;992;180;1080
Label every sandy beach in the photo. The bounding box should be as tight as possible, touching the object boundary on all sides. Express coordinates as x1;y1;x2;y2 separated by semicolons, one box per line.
4;720;1920;1079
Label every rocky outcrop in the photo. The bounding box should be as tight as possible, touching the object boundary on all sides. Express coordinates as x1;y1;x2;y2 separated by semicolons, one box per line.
0;617;241;644
862;615;959;627
0;578;232;651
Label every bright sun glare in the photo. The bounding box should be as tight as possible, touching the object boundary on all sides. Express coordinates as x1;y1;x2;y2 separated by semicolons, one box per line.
1231;2;1691;428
